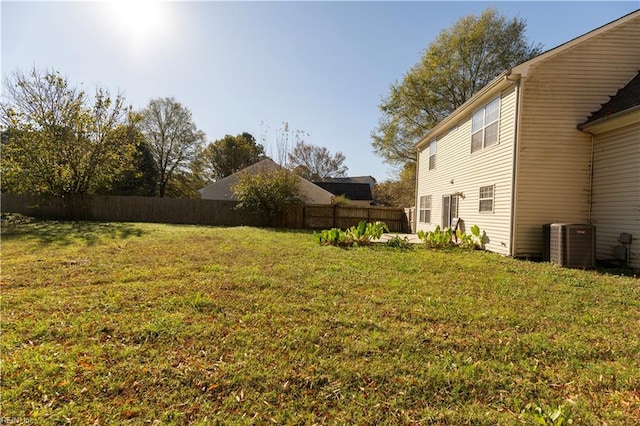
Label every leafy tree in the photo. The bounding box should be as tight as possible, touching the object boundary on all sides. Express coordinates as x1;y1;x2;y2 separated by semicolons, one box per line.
372;7;543;167
0;67;138;195
288;141;348;181
373;163;416;208
103;139;159;196
139;97;205;197
232;168;302;224
201;132;265;181
163;158;208;199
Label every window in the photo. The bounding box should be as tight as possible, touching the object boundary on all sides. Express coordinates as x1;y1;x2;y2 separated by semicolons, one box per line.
419;195;432;223
442;194;458;228
479;185;494;213
471;98;500;153
428;141;436;170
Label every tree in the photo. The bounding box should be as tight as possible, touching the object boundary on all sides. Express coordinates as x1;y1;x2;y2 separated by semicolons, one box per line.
139;97;205;197
200;132;265;182
288;141;348;181
103;139;159;196
373;163;416;208
372;7;543;168
0;67;138;195
163;158;208;199
232;168;302;224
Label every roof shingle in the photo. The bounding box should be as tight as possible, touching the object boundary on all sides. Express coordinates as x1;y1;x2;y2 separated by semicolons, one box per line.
582;71;640;124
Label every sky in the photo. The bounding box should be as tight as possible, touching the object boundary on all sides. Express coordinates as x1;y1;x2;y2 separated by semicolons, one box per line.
2;1;638;182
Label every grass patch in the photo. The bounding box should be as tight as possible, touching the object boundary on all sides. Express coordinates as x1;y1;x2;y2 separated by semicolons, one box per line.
2;219;639;424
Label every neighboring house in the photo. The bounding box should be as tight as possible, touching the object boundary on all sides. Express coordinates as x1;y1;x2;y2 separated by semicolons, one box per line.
313;181;375;207
322;176;377;191
414;10;640;268
199;158;335;204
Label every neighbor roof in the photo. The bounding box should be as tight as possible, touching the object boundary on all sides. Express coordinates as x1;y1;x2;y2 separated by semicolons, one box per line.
313;182;373;201
198;158;335;204
321;176;377;187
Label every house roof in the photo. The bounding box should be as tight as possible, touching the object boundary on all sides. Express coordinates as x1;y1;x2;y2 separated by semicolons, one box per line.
511;10;640;77
198;158;335;203
313;182;373;201
415;9;640;151
320;176;377;189
580;71;640;126
199;158;282;195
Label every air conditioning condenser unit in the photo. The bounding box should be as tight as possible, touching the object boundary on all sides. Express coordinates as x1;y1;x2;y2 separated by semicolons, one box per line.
549;223;596;268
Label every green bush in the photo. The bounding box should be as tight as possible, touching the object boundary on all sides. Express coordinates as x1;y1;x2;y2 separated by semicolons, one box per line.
418;224;485;250
417;225;454;249
232;168;302;224
314;221;389;247
385;235;414;250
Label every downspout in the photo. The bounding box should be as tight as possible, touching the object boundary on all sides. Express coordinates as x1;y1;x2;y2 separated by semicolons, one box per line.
509;74;522;257
587;132;595;224
577;125;596;223
413;148;420;233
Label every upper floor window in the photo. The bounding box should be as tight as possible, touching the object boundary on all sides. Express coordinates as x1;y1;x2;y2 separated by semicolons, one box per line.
471;98;500;153
428;140;436;170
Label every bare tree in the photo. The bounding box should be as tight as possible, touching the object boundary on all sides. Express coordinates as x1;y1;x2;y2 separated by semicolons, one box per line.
139;97;205;197
288;141;348;181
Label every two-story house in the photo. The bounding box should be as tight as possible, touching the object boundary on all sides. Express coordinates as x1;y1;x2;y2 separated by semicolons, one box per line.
414;10;640;268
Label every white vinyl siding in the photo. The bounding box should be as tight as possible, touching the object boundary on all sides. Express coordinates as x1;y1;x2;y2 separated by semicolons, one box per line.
415;85;517;255
419;195;432;223
513;15;640;257
590;124;640;270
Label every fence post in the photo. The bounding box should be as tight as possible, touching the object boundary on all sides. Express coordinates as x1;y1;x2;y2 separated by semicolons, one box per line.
302;205;306;229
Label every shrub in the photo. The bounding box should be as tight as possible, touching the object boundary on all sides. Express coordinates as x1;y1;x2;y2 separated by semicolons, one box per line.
418;224;485;250
385;235;414;250
417;225;454;249
232;168;302;224
315;221;389;247
331;195;350;206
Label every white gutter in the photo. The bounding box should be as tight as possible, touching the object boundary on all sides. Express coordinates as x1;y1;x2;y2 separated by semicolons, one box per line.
588;133;595;224
578;104;640;131
509;78;522;257
413;150;420;233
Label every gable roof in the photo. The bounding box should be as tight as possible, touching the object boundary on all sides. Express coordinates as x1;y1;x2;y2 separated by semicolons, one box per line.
199;158;335;203
313;182;373;201
511;10;640;77
415;9;640;150
580;71;640;126
199;158;282;200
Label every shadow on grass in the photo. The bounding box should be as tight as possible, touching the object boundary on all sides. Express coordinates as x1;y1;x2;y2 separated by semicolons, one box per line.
1;215;148;246
595;261;639;278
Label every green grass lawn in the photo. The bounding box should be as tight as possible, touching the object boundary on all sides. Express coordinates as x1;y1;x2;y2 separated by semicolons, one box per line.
1;218;639;425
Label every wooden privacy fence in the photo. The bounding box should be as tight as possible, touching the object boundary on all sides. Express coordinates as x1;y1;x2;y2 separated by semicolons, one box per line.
1;194;409;232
